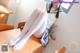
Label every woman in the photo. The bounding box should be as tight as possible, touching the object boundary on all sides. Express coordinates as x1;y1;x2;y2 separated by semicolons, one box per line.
9;8;48;50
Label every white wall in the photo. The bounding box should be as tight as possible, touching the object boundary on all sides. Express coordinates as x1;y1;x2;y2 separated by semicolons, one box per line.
7;0;18;26
53;0;80;53
43;0;80;53
13;0;46;27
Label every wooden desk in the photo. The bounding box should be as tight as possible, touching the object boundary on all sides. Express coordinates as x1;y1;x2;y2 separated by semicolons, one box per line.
0;29;44;53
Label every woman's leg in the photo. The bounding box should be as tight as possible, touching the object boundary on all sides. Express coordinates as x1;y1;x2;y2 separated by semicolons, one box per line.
9;9;41;46
13;11;48;50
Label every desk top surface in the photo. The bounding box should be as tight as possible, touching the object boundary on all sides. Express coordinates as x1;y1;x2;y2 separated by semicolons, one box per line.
0;29;43;53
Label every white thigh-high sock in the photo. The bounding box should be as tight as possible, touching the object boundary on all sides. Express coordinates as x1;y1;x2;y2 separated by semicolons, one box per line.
9;9;41;46
34;13;48;38
13;11;48;50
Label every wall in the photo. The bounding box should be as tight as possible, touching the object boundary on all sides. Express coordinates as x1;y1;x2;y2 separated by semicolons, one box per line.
43;0;80;53
13;0;46;27
53;0;80;53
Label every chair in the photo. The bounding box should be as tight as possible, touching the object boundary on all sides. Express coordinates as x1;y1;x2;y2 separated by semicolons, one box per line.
0;24;14;31
0;3;12;24
0;3;14;31
0;14;9;24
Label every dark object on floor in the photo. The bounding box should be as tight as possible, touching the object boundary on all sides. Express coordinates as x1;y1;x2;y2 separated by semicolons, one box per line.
1;45;8;52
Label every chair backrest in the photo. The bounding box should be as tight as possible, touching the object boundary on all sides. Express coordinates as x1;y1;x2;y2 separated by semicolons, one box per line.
55;47;66;53
0;3;12;24
0;14;9;24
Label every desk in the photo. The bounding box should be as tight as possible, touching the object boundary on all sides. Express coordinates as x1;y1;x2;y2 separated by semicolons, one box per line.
0;29;44;53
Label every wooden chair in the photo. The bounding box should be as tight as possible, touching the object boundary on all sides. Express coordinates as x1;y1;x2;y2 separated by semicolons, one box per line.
0;24;14;31
0;3;14;31
0;14;9;24
55;47;66;53
0;3;12;24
